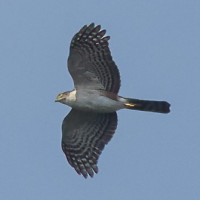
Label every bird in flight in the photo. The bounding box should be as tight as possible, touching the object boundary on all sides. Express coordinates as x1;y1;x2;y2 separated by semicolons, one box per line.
55;23;170;178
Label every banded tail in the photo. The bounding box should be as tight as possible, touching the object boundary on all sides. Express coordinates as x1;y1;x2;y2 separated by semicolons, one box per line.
124;98;170;113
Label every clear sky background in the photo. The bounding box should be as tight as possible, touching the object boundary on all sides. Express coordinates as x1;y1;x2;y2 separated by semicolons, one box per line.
1;0;200;199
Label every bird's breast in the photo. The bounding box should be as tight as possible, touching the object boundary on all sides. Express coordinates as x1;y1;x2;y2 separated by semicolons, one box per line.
67;90;124;113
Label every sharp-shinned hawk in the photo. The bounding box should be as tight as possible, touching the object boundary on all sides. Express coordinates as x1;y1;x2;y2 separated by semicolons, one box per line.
55;23;170;178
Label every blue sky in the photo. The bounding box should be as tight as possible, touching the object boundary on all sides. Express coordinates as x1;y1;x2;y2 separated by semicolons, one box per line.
1;0;200;199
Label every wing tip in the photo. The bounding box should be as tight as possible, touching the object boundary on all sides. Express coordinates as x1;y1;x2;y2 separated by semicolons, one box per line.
71;22;110;47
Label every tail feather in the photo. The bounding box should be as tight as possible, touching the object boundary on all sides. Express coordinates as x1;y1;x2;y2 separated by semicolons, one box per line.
124;98;170;114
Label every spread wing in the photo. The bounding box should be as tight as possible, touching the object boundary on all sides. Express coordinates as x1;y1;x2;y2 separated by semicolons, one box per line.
61;109;118;178
68;23;121;94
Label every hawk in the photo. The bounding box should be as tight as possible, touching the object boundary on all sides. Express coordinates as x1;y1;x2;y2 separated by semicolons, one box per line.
55;23;170;178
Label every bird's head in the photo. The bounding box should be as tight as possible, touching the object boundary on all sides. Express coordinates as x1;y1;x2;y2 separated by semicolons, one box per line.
55;90;76;105
55;92;68;103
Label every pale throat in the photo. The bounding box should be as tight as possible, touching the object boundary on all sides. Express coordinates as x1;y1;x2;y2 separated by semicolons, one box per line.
67;89;77;101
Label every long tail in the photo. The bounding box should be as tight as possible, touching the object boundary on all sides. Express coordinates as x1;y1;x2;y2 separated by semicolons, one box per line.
123;98;170;113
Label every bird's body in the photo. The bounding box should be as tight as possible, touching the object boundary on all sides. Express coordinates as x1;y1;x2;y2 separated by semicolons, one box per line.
58;89;125;113
55;23;170;178
57;89;170;114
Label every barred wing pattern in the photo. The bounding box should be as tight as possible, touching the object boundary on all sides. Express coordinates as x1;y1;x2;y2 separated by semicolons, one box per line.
62;109;117;178
68;23;121;94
